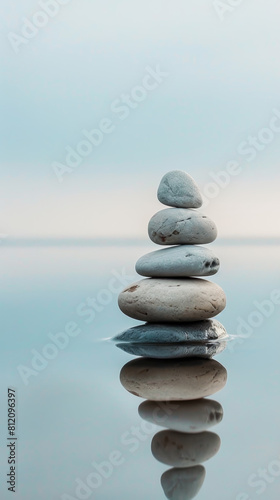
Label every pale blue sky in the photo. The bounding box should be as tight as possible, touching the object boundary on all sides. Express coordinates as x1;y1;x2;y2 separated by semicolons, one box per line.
1;0;280;238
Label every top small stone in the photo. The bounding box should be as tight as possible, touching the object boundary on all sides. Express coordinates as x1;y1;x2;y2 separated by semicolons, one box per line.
157;170;203;209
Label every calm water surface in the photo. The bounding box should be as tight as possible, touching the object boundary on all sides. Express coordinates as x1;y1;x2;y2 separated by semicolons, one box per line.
0;242;279;500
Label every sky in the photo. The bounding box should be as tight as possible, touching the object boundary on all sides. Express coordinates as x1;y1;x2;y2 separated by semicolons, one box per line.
1;0;280;238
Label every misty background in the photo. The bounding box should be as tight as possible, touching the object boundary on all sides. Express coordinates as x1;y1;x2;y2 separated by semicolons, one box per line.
1;0;280;240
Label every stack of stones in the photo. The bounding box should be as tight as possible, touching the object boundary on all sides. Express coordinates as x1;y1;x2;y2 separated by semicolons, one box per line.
116;170;227;352
115;171;228;500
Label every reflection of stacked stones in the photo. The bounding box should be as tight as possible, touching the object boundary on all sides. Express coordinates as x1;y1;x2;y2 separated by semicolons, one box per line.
115;171;228;500
120;357;227;499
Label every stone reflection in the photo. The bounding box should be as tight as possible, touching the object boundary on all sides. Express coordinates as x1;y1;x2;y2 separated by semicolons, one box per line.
120;357;227;401
138;399;223;433
119;353;227;500
151;430;221;468
161;466;206;500
116;340;226;359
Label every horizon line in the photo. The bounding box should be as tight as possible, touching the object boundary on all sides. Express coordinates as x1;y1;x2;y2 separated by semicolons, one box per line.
1;236;280;247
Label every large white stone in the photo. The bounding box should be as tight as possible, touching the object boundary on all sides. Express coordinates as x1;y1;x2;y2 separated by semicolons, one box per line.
152;430;221;467
157;171;203;209
120;358;227;400
136;245;220;277
139;399;223;433
148;208;217;245
161;466;206;500
118;278;226;322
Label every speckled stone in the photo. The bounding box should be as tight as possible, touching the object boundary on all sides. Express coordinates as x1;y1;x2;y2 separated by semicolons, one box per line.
161;466;206;500
118;278;226;322
138;399;223;433
157;171;203;209
120;358;227;401
136;245;220;277
116;341;226;359
152;430;221;467
148;208;217;245
112;319;228;344
113;320;227;343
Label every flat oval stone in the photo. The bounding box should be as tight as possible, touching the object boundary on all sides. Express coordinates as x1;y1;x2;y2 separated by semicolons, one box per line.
138;399;223;433
113;320;227;343
161;466;205;500
116;341;226;359
157;171;203;209
152;430;221;467
118;278;226;322
120;358;227;400
136;245;220;277
148;208;217;245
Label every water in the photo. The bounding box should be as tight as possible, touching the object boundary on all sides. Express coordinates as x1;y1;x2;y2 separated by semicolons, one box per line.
0;241;280;500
